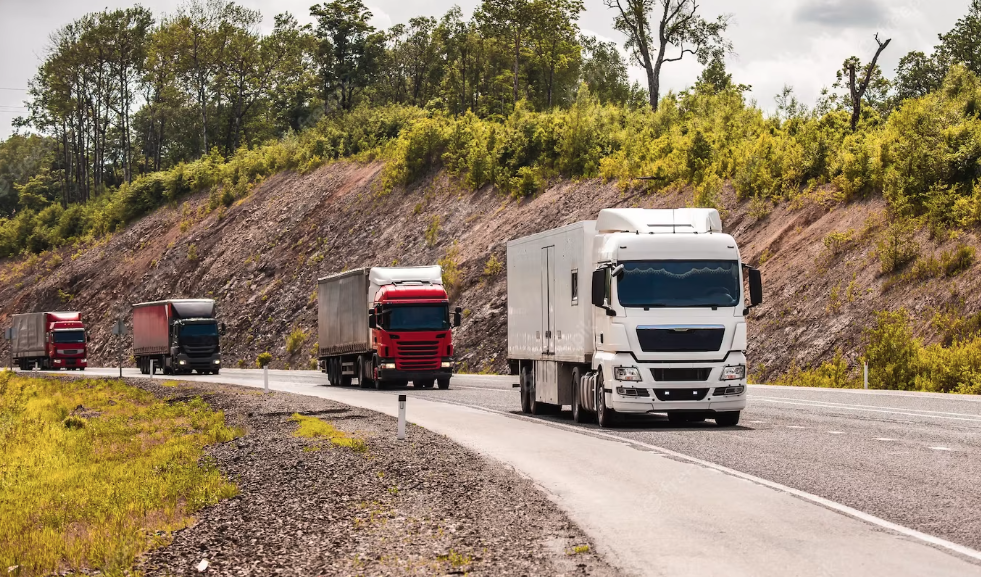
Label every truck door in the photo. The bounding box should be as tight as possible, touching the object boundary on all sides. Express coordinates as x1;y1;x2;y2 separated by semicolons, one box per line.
541;246;555;354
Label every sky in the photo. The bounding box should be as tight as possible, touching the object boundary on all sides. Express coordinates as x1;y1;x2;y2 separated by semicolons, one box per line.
0;0;971;140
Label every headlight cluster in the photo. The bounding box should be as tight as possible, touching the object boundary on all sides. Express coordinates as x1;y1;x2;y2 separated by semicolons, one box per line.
382;363;396;370
179;360;187;365
614;366;643;382
214;360;221;365
720;365;746;381
441;361;453;368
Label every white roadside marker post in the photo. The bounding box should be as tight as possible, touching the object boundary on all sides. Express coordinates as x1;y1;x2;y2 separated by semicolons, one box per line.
397;394;407;440
263;365;269;394
864;362;868;390
150;359;154;380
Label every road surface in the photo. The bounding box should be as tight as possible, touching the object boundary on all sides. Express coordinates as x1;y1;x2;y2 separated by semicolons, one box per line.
65;368;981;576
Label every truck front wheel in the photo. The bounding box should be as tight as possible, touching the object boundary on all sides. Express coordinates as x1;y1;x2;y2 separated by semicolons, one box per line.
596;370;619;428
437;377;450;390
715;411;740;427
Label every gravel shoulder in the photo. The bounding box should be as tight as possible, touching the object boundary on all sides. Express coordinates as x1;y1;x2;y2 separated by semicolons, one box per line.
132;378;618;576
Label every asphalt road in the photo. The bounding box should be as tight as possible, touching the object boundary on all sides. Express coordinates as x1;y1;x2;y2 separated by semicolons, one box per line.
65;367;981;575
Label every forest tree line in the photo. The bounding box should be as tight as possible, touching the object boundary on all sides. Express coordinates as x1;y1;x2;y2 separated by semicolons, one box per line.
1;0;981;237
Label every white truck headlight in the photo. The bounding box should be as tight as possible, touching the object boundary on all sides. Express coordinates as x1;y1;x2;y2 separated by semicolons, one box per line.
382;363;396;370
720;365;746;381
179;360;186;365
214;360;221;364
614;366;643;382
441;362;453;368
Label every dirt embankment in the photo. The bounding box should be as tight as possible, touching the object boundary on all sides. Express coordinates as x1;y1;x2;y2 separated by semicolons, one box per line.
127;378;615;576
1;161;979;380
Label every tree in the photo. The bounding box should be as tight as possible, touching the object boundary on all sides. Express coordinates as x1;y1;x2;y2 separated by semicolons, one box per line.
604;0;730;110
580;36;632;104
476;0;535;106
936;0;981;78
310;0;385;111
893;51;945;103
0;134;58;217
527;0;584;108
839;33;891;131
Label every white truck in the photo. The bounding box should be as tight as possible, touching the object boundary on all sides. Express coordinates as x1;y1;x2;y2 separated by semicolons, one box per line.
506;208;762;428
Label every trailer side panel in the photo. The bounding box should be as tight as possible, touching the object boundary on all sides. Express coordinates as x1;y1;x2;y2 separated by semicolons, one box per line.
11;313;46;358
133;304;170;355
318;269;372;357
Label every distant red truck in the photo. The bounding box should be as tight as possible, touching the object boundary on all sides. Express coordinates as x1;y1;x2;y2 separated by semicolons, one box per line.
11;311;88;371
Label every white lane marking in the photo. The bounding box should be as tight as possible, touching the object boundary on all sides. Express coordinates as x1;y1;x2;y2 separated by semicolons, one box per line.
828;431;845;435
876;438;897;442
751;384;981;403
748;420;765;423
58;370;981;563
758;398;981;423
757;396;981;419
452;385;514;393
785;425;806;429
931;447;954;452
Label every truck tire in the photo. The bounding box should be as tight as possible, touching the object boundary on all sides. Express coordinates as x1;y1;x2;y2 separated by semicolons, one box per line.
528;369;554;416
437;377;450;390
715;411;740;427
519;368;532;414
327;358;338;386
596;370;619;428
572;367;591;424
357;356;373;389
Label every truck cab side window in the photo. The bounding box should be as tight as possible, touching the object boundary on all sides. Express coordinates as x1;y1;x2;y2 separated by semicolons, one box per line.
571;270;579;305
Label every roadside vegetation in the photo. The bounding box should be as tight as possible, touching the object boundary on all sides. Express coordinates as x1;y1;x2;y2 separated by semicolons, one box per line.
0;373;239;576
289;413;368;453
773;310;981;394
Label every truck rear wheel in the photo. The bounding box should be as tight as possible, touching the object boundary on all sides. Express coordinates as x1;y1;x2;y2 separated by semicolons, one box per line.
571;367;591;424
519;368;532;414
437;378;450;390
357;356;374;389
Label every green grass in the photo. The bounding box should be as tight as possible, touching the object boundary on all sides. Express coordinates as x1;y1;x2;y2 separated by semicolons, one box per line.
0;373;239;576
289;413;367;453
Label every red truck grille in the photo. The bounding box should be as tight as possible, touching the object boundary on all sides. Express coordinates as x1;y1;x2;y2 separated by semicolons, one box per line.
395;340;440;371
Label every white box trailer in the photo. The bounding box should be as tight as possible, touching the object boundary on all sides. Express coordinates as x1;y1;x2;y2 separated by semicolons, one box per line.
507;208;763;428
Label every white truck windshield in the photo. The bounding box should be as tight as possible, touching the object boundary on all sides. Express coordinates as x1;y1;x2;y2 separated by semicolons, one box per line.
618;260;740;308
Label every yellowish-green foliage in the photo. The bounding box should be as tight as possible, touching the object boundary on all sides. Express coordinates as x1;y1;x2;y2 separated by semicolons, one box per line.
823;230;854;256
425;215;440;247
569;545;591;555
7;67;981;260
483;253;503;276
285;327;308;355
186;243;198;261
0;374;238;576
439;242;461;290
876;219;919;273
773;349;858;389
909;244;975;279
772;309;981;394
289;414;367;452
255;352;273;368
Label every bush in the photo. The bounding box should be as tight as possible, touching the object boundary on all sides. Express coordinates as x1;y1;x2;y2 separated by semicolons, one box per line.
255;352;273;368
439;242;461;290
823;230;854;256
876;219;919;273
772;349;858;388
285;328;307;355
483;254;503;276
863;310;920;390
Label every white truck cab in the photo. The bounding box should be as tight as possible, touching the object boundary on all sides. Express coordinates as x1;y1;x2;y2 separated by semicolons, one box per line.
506;208;762;428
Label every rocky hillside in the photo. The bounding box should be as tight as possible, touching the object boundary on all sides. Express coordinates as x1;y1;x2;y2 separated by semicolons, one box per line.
1;161;979;380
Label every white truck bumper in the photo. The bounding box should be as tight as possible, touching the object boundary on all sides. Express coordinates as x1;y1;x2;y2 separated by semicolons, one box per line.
600;352;749;414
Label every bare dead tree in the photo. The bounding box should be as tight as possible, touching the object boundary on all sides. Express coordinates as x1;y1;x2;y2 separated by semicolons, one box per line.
847;33;891;131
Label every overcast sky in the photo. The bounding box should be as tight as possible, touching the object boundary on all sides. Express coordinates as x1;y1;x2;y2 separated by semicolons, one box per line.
0;0;970;140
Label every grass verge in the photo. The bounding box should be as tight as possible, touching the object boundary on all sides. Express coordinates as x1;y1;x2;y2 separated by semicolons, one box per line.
0;373;239;576
289;413;367;453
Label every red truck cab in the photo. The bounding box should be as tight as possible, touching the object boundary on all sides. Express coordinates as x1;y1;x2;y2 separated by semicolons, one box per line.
48;314;88;370
370;283;461;389
11;311;88;371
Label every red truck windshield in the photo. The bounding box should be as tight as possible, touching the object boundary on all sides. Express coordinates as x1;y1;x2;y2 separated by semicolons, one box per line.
53;330;85;344
382;305;449;331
